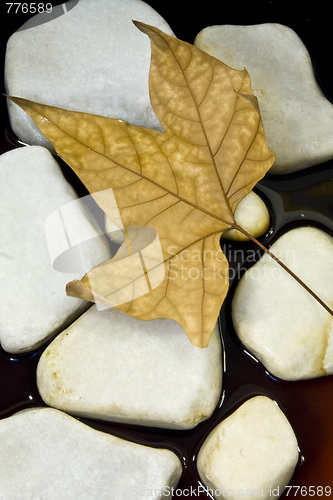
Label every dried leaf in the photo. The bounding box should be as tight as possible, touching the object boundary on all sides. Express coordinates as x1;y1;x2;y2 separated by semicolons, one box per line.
8;22;274;347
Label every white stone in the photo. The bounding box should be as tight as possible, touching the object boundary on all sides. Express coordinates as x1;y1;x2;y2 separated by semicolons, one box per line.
232;227;333;380
222;192;270;241
195;24;333;173
105;191;270;245
5;0;173;149
37;306;222;429
0;407;182;500
197;396;299;500
0;146;111;353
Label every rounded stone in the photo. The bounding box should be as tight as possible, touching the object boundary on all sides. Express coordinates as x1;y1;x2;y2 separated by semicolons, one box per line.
5;0;172;148
232;227;333;380
222;192;270;241
37;306;222;429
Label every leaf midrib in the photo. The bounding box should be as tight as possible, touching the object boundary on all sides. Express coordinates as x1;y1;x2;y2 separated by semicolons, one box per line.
149;26;236;222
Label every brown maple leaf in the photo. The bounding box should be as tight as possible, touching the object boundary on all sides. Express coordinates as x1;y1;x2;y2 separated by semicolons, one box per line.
8;22;275;347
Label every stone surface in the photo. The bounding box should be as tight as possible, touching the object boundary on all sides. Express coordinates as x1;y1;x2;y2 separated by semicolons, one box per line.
197;396;299;500
105;215;125;245
195;24;333;173
37;306;222;429
222;192;270;241
0;407;182;499
232;227;333;380
0;146;111;353
5;0;173;148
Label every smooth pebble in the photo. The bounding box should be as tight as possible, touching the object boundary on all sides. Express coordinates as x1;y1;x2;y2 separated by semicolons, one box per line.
197;396;299;499
0;146;111;353
5;0;172;148
37;305;222;429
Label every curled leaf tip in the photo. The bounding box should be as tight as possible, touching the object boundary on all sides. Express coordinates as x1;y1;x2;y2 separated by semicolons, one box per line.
132;19;150;33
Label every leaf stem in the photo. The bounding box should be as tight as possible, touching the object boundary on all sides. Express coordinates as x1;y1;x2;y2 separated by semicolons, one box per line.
231;223;333;316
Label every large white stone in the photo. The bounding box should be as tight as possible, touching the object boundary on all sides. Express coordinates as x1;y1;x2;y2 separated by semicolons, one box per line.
0;146;111;353
37;306;222;429
5;0;173;148
197;396;299;500
104;215;125;245
232;227;333;380
0;407;182;499
195;24;333;173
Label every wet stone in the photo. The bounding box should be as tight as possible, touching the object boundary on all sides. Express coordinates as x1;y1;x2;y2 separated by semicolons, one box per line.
232;227;333;380
197;396;299;500
37;305;222;429
195;24;333;173
0;146;111;353
222;192;270;241
5;0;173;148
